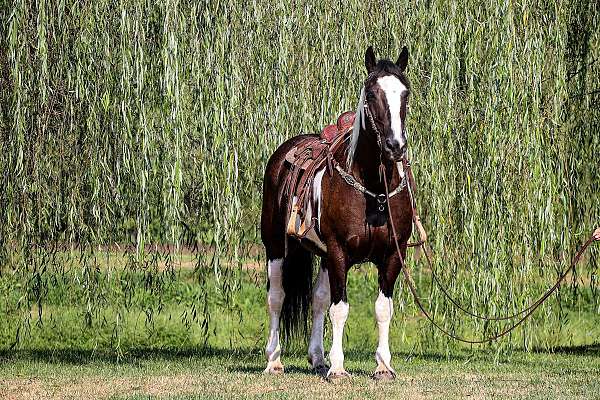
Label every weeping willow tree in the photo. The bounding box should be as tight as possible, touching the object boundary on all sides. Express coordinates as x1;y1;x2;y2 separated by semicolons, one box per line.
0;0;598;350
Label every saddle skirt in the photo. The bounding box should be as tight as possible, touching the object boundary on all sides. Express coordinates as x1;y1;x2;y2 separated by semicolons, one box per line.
282;111;355;254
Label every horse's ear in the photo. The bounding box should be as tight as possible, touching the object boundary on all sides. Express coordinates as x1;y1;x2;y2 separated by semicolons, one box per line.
396;46;409;72
365;46;376;73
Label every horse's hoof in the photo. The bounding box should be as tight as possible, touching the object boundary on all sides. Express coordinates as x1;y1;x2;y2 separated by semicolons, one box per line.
313;364;329;377
263;361;285;375
371;370;396;381
326;369;351;382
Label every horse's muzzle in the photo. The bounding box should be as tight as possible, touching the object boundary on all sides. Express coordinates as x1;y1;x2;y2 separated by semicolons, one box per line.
396;144;408;160
384;140;407;162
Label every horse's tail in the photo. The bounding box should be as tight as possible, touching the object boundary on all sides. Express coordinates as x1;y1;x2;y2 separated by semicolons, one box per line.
281;244;314;342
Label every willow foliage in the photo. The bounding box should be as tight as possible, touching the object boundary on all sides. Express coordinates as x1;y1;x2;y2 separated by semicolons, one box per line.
0;0;598;349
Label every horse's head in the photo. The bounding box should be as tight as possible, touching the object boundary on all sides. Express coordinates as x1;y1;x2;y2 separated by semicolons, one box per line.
355;46;411;164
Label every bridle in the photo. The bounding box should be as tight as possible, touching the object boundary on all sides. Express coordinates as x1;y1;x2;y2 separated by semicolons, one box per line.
361;72;409;158
335;75;410;212
334;76;409;212
363;97;386;153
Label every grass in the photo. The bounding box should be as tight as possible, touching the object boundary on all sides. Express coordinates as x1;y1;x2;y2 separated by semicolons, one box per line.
2;262;600;398
1;345;600;399
3;253;600;351
1;0;600;396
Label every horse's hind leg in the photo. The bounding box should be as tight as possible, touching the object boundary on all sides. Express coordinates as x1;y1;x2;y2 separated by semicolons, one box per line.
261;158;287;374
264;257;285;374
308;259;330;376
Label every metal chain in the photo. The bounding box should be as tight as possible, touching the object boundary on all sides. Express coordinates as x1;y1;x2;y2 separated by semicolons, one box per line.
335;164;405;201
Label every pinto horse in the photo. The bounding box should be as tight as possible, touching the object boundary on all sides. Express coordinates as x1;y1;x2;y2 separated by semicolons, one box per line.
261;46;412;380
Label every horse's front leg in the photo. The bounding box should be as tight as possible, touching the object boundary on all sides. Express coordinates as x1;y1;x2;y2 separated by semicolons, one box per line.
372;251;402;380
326;244;350;380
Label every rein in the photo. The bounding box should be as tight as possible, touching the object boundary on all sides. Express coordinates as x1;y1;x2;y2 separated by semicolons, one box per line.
383;160;597;343
334;94;406;212
345;88;597;343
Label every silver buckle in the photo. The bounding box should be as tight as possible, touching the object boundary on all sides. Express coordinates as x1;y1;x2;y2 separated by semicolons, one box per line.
377;194;387;212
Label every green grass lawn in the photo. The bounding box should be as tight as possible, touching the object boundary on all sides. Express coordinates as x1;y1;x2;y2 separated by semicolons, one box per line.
1;262;600;399
1;346;599;399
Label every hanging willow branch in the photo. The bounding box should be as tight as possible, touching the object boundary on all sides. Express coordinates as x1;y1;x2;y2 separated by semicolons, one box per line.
0;0;598;350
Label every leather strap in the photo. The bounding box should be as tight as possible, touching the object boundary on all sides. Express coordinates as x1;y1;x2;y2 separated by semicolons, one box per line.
382;160;597;343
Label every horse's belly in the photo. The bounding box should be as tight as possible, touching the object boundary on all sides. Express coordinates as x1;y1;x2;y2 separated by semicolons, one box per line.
343;224;394;264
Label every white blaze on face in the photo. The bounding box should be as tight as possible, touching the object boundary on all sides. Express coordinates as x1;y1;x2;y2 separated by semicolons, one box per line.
376;75;408;147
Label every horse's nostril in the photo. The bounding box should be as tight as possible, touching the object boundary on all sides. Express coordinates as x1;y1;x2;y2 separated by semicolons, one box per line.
386;139;400;151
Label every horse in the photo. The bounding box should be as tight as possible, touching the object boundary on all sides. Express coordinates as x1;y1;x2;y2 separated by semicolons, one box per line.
260;45;413;380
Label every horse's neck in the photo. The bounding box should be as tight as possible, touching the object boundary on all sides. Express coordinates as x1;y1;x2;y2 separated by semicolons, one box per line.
350;129;395;190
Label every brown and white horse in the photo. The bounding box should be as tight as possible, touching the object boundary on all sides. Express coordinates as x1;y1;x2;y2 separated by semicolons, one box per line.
260;46;412;380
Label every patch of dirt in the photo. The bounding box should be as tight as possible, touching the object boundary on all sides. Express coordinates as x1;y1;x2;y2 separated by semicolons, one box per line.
242;260;263;271
0;371;573;399
0;375;201;400
1;378;46;400
157;258;198;271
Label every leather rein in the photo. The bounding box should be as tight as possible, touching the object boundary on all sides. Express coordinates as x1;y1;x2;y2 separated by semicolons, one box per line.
339;90;597;344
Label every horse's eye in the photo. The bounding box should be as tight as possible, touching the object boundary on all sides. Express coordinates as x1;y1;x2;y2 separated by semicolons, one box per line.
366;91;375;100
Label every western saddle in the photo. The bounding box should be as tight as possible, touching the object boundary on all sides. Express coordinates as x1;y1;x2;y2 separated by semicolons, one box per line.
282;111;355;255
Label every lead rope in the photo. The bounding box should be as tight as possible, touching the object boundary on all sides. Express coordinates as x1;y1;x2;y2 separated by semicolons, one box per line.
363;94;597;340
423;246;537;321
402;160;597;322
381;161;597;343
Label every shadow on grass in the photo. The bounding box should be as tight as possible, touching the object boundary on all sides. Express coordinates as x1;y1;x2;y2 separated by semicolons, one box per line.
2;342;597;374
531;342;600;356
0;346;260;366
0;346;486;365
0;346;470;365
231;364;317;375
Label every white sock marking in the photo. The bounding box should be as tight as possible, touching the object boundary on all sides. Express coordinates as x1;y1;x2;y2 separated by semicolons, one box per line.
308;268;330;367
374;290;395;373
328;301;349;373
377;75;408;147
265;259;284;364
